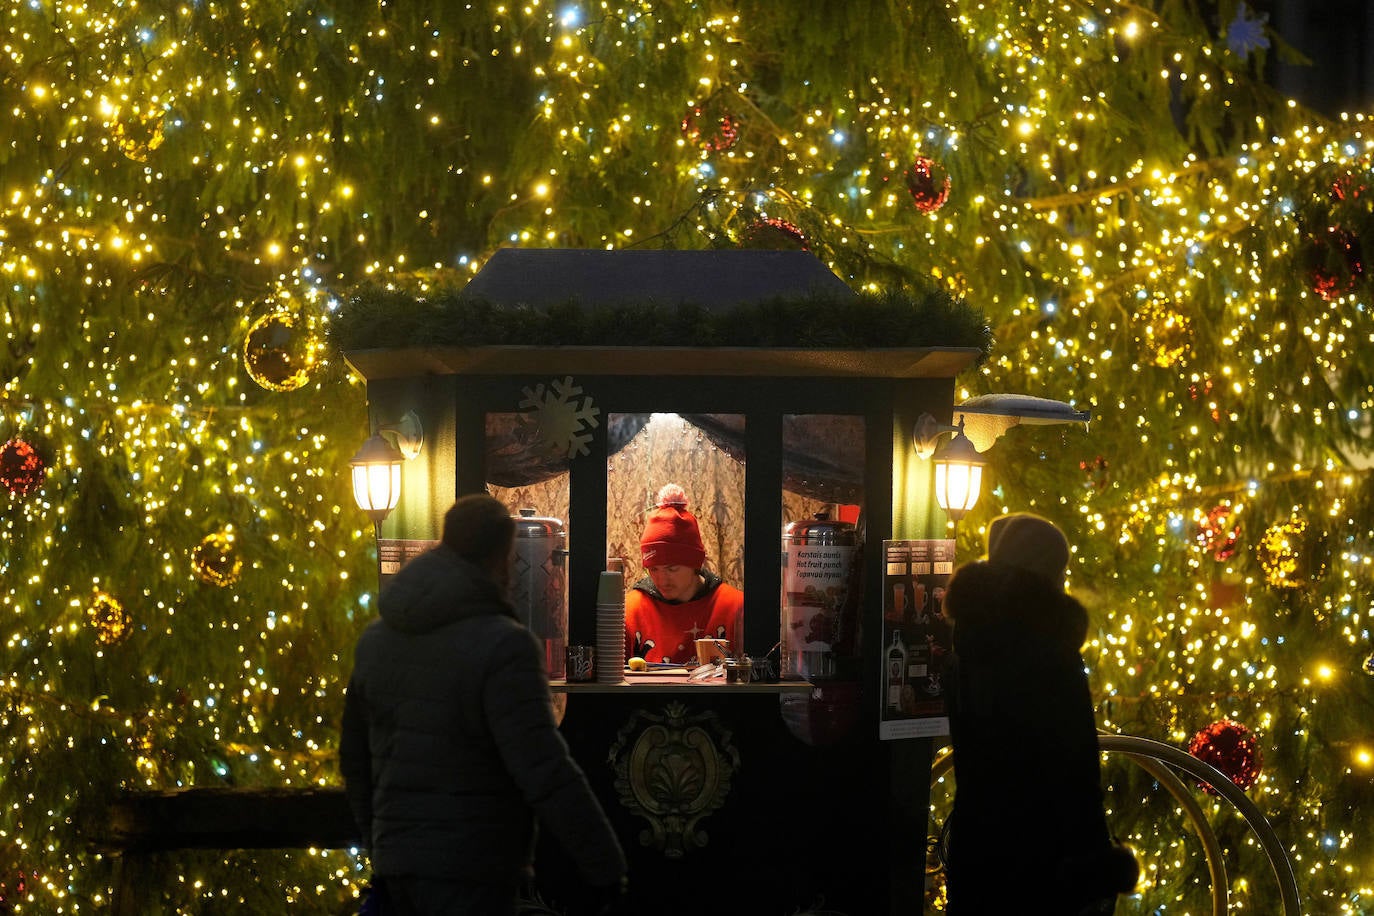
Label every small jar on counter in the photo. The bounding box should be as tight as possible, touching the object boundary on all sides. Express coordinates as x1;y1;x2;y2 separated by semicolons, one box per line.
725;655;753;684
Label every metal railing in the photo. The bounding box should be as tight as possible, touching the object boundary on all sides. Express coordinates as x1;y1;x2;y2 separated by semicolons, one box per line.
929;732;1302;916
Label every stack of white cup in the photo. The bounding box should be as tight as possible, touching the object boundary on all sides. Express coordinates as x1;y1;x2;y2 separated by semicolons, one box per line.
595;558;626;683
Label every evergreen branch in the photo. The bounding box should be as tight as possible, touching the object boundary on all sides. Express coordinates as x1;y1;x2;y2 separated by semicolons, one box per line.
628;188;735;250
1017;155;1235;211
0;682;125;726
1102;687;1310;708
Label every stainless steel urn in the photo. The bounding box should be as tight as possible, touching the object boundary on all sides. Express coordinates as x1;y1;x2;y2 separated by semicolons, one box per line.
511;507;569;679
781;512;859;679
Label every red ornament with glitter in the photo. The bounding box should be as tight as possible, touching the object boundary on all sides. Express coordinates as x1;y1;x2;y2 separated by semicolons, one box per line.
1187;719;1262;793
1307;226;1364;302
904;155;951;213
1188;375;1223;424
0;438;46;497
0;869;30;913
741;217;808;250
1330;173;1367;202
1079;455;1109;492
1196;504;1240;561
681;104;739;152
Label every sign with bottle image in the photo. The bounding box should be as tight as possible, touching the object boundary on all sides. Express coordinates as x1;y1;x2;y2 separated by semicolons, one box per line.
879;538;955;740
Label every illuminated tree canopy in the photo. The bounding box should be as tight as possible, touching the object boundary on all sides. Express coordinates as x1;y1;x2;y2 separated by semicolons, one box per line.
3;0;1372;911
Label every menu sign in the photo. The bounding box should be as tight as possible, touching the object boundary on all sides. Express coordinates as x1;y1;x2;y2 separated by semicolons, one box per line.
879;538;955;741
378;538;438;589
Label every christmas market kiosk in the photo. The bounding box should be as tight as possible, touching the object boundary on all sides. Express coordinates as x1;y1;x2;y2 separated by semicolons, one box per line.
338;248;992;915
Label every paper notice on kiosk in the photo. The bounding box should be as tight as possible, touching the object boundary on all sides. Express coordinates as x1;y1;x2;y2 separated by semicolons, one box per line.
879;538;954;741
378;538;438;589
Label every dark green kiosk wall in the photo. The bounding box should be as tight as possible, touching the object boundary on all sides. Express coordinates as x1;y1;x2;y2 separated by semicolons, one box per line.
358;365;956;915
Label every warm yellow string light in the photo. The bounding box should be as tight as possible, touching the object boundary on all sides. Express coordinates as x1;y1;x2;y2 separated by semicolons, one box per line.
5;0;1374;911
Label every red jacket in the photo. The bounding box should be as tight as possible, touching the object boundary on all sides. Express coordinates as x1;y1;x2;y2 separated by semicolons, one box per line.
624;572;744;664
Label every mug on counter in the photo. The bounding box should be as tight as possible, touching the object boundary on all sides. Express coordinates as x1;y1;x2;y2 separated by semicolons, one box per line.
566;645;596;682
694;637;729;665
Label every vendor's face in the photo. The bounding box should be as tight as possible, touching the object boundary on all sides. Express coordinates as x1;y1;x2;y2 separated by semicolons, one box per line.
646;564;699;602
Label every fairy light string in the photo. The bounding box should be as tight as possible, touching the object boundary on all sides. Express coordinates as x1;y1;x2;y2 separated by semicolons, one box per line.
3;0;1373;911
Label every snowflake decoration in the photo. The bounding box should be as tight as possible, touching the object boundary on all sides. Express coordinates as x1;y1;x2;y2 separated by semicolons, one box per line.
1226;2;1269;60
519;376;601;458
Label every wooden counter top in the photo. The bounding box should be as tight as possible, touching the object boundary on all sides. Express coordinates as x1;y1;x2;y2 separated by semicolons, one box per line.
550;674;815;694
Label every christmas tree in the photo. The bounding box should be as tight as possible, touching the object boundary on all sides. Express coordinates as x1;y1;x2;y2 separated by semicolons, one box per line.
3;0;1371;912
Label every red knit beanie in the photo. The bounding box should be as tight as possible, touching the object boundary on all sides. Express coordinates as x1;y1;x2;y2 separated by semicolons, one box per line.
640;483;706;569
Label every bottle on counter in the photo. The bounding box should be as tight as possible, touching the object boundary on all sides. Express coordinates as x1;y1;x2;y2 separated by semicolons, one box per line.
886;630;907;711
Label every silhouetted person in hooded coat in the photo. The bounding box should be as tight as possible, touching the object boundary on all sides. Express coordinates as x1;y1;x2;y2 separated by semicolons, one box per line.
942;513;1137;915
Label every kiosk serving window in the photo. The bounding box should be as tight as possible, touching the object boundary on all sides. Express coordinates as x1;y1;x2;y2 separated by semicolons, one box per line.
781;414;866;680
607;413;746;590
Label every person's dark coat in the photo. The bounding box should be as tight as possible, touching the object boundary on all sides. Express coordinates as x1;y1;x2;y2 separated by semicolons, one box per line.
340;544;626;889
942;560;1137;915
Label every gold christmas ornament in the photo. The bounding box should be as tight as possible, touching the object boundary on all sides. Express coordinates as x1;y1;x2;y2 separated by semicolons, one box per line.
1257;515;1308;588
242;311;321;392
191;530;243;587
1136;295;1192;368
110;105;166;162
86;590;131;646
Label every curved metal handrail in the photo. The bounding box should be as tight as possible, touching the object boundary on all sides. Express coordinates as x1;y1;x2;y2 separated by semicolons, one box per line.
929;732;1302;915
1109;744;1228;916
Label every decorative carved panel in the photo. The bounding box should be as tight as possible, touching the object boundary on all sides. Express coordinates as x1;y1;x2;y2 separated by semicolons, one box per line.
607;701;740;859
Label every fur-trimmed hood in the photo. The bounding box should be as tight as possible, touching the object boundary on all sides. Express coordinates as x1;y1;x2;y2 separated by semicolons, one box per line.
943;560;1088;660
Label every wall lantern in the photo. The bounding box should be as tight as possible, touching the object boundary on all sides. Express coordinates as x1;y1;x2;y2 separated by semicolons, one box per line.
914;394;1091;524
914;414;986;523
350;410;424;527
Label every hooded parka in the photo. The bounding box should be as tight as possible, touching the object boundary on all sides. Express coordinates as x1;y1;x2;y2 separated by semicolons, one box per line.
942;560;1136;915
340;544;626;890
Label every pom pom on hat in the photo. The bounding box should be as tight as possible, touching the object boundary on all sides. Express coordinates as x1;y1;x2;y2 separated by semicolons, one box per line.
641;483;706;569
655;482;688;508
986;512;1070;588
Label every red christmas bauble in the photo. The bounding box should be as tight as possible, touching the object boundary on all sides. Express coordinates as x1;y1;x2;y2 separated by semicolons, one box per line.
0;438;46;496
1197;504;1240;561
1078;455;1109;491
681;104;739;152
904;155;951;213
1308;226;1364;302
1331;173;1367;202
1188;375;1223;424
741;217;808;250
1187;719;1262;793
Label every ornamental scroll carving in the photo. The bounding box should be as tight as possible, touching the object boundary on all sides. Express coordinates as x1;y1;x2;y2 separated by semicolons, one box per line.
608;701;739;859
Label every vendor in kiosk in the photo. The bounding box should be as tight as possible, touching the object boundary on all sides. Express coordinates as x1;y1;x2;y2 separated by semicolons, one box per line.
624;483;744;665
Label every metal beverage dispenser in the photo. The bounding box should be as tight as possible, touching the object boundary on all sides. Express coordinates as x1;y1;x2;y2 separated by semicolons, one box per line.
511;507;569;679
781;511;860;680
